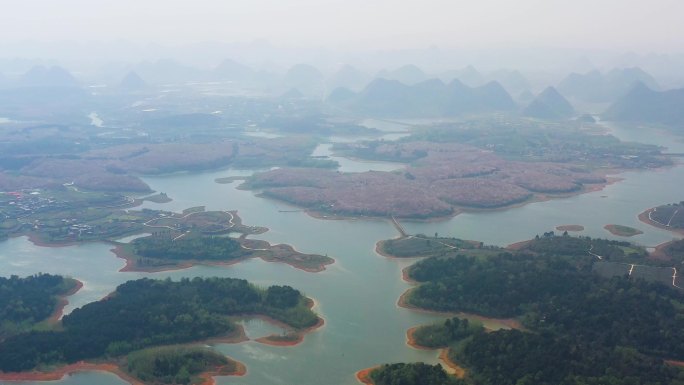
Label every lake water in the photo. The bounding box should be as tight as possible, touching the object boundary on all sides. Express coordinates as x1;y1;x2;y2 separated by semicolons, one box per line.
312;143;405;173
2;123;683;385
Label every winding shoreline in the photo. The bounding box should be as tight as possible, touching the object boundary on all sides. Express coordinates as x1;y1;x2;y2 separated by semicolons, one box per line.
110;241;333;274
0;359;247;385
639;208;684;236
0;328;250;384
405;326;432;351
247;171;622;225
251;297;325;347
355;366;380;385
397;287;524;331
47;278;84;324
0;362;145;384
439;349;466;378
405;327;467;378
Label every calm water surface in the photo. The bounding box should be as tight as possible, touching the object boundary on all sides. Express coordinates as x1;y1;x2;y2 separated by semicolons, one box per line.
2;123;683;385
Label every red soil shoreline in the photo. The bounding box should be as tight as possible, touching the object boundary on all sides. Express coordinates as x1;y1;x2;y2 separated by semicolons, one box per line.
355;366;380;385
665;360;684;368
0;362;144;384
650;240;679;261
0;328;249;384
406;327;467;378
197;362;247;385
0;359;247;385
405;326;432;351
0;296;319;383
439;349;466;378
639;208;684;236
47;279;84;324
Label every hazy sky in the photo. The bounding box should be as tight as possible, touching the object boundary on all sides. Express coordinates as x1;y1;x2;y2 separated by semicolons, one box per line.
2;0;684;52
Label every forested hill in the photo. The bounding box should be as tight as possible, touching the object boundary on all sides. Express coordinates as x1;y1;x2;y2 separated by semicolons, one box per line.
395;234;684;385
0;277;318;372
0;274;78;337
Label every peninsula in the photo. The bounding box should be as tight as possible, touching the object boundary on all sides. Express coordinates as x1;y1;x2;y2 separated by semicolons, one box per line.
0;277;322;384
388;233;684;384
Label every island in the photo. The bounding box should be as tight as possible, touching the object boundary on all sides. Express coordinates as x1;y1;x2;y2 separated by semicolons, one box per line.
114;226;332;273
0;189;333;272
389;233;684;384
604;224;643;237
0;277;322;384
555;224;584;232
640;202;684;235
239;118;668;219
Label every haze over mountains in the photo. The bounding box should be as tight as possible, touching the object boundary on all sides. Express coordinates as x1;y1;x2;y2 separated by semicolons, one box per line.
328;78;516;117
524;87;575;119
18;65;79;88
558;67;660;104
1;58;682;127
604;82;684;126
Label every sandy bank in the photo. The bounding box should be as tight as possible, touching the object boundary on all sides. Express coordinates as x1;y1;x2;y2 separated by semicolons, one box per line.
556;225;584;232
197;361;247;385
650;239;683;261
405;327;467;378
639;208;684;236
405;326;434;351
439;349;466;378
355;366;380;385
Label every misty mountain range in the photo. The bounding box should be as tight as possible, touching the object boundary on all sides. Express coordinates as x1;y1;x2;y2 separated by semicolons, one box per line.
523;87;575;120
327;78;516;117
1;60;682;126
0;59;663;99
558;67;660;103
604;82;684;126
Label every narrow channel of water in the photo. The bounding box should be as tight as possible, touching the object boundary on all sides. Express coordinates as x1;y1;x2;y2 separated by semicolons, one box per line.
2;123;683;385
